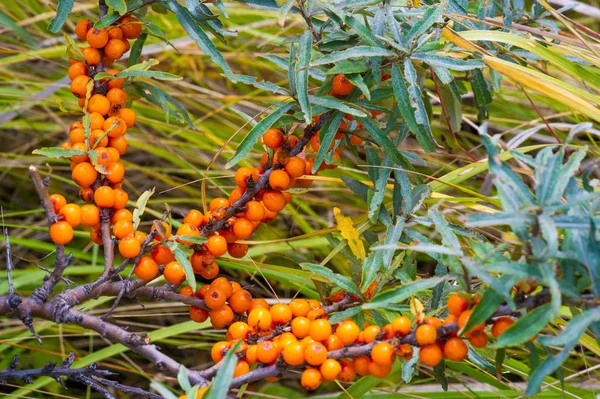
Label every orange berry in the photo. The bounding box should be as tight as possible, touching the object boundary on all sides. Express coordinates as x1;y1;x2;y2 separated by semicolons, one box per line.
86;28;108;48
391;316;412;336
94;186;115;208
291;316;311;338
249;298;269;310
336;321;360;345
363;325;381;344
262;128;284;149
113;219;134;240
207;235;227;257
371;342;395;366
269;170;290;190
57;203;81;227
309;319;332;342
324;334;343;351
107;87;127;106
467;331;489;348
68;62;88;80
105;161;125;184
176;223;200;245
491;317;514;338
134;256;158;280
248;307;272;331
245;344;258;364
49;221;74;245
104;39;127;59
256;340;278;364
80;204;100;227
232;217;254;240
204;287;227;310
301;368;322;390
108;136;128;155
211;341;229;362
116;107;136;128
415;324;437;346
75;19;92;40
228;322;251;340
307;308;326;321
349;135;363;145
443;314;459;337
104;116;127;138
150;244;175;265
81;47;101;66
118;235;141;258
282;342;305;365
270;303;292;325
233;360;249;378
211;277;233;298
72;162;98;188
179;286;194;296
443;337;468;361
458;309;485;333
304;342;327;366
262;190;286;212
289;299;310;317
320;358;342;381
332;74;354;96
209;197;229;211
184;209;203;228
338;359;356;382
111;208;132;224
119;16;142;39
107;27;124;40
234;167;252;188
112;188;128;209
209;304;234;329
424;317;443;328
70;75;91;98
229;289;252;314
368;361;391;378
244;200;265;222
49;194;67;214
397;343;414;360
164;261;186;284
199;261;219;280
419;344;443;367
189;306;209;323
227;242;248;258
285;156;305;178
88;94;110;115
448;293;470;317
354;355;370;376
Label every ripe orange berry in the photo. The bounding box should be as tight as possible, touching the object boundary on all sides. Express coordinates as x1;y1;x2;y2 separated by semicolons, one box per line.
301;368;322;390
458;309;485;334
371;342;395;366
211;341;229;362
104;116;127;137
211;277;233;298
419;344;443;367
80;204;100;227
448;293;470;317
424;317;443;328
184;209;203;228
199;261;219;280
397;343;414;360
134;256;158;280
116;107;136;128
79;187;94;203
443;314;459;337
391;316;412;336
262;128;284;149
105;161;125;184
57;203;81;227
75;19;92;40
307;308;326;321
291;316;311;338
164;261;186;284
227;242;248;258
323;334;343;351
72;162;98;188
108;136;128;155
349;135;363;145
113;219;134;240
262;190;286;212
415;324;437;346
282;342;305;365
204;287;227;310
289;299;310;317
119;16;142;39
228;289;252;314
88;94;110;115
179;286;194;296
256;340;278;364
332;74;354;96
248;307;272;331
49;194;67;214
210;304;234;328
232;217;254;240
336;321;360;345
320;359;342;381
270;303;292;325
209;197;229;211
134;231;147;244
104;39;127;60
86;28;108;48
94;186;115;208
443;337;468;362
269;170;290;190
234;167;252;188
150;244;175;265
176;223;200;245
50;221;74;245
107;87;127;106
285;156;305;178
491;317;514;338
250;298;270;310
362;325;381;344
228;321;251;340
189;306;209;323
304;342;327;366
233;360;249;378
107;26;124;40
70;75;91;98
118;235;141;258
80;48;100;67
113;188;128;209
368;361;392;378
467;331;489;348
353;355;370;376
338;359;356;382
112;209;133;224
68;62;87;80
243;200;265;222
309;319;332;342
207;235;227;257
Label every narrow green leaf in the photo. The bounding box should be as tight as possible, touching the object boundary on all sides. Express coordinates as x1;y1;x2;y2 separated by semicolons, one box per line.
311;46;395;67
309;96;367;117
225;103;294;168
48;0;74;33
300;263;364;300
132;188;155;231
297;30;313;124
32;147;85;159
204;340;242;399
106;0;127;15
177;366;191;392
345;74;370;100
404;5;444;44
170;244;196;292
411;52;484;71
313;112;343;173
229;73;289;95
364;276;446;309
494;304;554;348
150;382;179;399
357;116;409;167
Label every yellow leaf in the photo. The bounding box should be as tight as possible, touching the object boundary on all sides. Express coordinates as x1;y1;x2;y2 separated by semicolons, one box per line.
410;297;425;323
333;207;366;260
